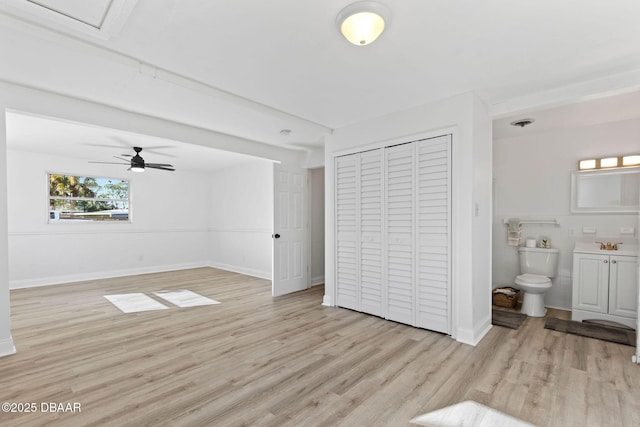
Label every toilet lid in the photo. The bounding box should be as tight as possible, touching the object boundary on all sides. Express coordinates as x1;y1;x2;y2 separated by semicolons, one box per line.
515;273;551;285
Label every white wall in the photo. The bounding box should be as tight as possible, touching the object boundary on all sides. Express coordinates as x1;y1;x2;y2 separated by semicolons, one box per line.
309;167;325;286
0;78;307;357
7;150;211;287
208;160;274;279
492;118;640;310
0;112;14;357
471;95;494;332
325;92;493;346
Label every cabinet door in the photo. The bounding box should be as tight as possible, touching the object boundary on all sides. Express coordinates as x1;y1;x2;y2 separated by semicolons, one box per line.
572;254;609;314
608;255;638;318
335;154;359;310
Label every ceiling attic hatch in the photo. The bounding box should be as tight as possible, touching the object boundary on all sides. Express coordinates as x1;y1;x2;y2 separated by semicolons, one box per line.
1;0;138;40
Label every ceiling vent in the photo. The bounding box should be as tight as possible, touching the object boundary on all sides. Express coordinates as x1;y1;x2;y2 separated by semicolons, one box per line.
510;118;535;128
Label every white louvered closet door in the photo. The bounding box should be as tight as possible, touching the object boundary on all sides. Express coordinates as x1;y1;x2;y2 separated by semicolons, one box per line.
415;135;451;333
359;149;384;316
335;154;358;310
385;143;415;325
334;135;451;335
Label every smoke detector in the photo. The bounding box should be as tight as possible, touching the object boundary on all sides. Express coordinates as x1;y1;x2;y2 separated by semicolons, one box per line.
510;118;535;128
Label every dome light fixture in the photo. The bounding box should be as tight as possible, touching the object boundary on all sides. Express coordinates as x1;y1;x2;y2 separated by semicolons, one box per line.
337;1;390;46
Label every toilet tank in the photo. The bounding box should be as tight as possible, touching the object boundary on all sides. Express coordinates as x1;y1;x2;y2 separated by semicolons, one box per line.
518;247;559;277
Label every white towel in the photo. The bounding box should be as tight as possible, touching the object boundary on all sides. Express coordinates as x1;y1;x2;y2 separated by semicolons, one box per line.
507;218;521;246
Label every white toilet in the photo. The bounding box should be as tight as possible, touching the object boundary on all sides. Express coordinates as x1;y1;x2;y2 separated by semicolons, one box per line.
515;247;559;317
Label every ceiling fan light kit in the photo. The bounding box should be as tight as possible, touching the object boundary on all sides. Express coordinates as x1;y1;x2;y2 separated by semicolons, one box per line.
337;1;390;46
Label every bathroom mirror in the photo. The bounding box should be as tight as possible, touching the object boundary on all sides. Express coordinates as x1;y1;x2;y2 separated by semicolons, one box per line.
571;167;640;213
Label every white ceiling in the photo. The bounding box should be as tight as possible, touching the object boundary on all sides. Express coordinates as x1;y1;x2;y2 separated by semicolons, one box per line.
1;0;639;156
6;112;268;173
493;89;640;139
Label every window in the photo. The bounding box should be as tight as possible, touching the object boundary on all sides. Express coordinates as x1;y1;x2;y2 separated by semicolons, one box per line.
48;174;130;222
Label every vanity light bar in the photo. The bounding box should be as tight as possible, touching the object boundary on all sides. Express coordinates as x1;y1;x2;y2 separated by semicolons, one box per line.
578;154;640;170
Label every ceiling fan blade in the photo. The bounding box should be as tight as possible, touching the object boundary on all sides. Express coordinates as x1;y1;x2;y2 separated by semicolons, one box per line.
84;143;127;149
145;163;174;168
111;136;176;156
110;136;136;148
142;149;176;158
146;165;175;171
88;161;130;165
120;154;133;157
113;156;131;161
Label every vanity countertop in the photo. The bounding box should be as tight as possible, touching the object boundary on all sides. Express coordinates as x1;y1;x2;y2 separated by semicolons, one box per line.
573;242;638;257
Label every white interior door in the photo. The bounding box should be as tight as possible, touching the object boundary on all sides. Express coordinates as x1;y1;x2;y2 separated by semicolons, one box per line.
272;163;308;297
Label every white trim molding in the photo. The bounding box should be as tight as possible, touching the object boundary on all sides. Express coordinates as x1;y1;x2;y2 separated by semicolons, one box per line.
0;336;17;358
10;261;209;289
456;315;493;347
207;262;271;281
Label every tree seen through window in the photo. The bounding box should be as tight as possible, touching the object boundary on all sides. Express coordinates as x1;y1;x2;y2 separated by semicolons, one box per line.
48;174;130;222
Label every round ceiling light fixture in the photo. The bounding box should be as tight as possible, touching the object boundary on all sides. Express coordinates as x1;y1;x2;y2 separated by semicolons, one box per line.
337;1;390;46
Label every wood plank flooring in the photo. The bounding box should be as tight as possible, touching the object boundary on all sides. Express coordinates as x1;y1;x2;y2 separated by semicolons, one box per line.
1;267;639;426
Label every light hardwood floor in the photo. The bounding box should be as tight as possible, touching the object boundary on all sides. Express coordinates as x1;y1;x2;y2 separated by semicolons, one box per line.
1;267;638;427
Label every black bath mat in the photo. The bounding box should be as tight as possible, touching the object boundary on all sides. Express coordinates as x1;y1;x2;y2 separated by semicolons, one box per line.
544;317;636;347
492;309;527;330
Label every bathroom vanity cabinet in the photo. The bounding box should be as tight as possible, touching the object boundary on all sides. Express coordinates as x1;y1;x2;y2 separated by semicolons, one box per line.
572;245;638;329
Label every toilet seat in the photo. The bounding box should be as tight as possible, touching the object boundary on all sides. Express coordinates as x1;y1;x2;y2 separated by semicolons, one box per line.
515;273;551;287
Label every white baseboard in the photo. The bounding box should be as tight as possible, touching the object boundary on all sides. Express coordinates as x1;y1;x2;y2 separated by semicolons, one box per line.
9;261;210;289
0;336;16;358
456;314;492;346
310;275;325;287
207;261;271;280
322;294;332;306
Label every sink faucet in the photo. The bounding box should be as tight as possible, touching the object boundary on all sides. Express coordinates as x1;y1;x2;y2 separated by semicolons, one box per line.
595;241;623;250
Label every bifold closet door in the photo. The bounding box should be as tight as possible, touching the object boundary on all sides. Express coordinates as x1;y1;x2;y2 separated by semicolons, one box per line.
415;135;451;334
385;143;415;325
335;150;384;315
359;149;384;316
335;135;451;334
335;154;358;310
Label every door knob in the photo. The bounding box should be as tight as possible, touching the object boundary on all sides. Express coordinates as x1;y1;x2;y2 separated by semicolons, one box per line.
611;260;617;264
603;260;608;263
273;233;280;239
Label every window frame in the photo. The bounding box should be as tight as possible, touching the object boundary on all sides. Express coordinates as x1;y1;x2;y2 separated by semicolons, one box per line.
46;172;132;224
